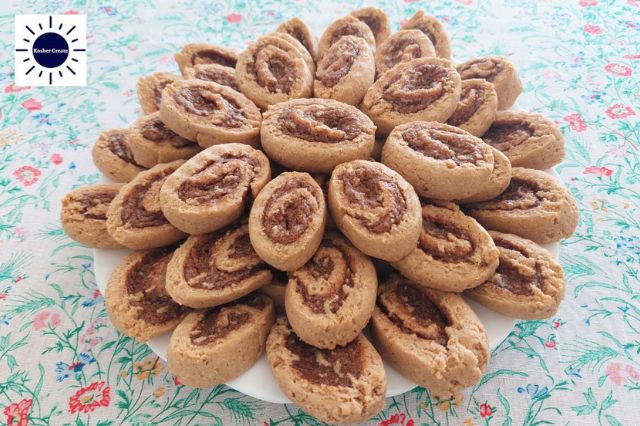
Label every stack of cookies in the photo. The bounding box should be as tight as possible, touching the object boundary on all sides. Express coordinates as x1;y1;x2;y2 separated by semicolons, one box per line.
61;7;578;425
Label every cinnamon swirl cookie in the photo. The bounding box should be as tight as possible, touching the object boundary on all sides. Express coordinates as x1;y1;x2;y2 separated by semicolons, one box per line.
313;35;375;106
182;64;239;91
361;57;461;135
375;29;436;77
457;147;512;203
269;32;316;74
457;56;522;110
401;11;451;59
267;318;386;424
285;233;377;349
260;98;375;173
277;17;319;62
174;43;238;74
328;160;422;262
166;223;272;308
105;246;188;341
92;129;146;183
136;72;181;114
249;172;326;271
482;111;565;170
236;35;314;109
391;201;499;292
106;161;187;249
61;184;124;249
465;231;564;319
464;167;579;244
128;112;200;168
371;275;489;399
350;6;391;45
159;79;262;148
447;78;498;137
318;15;377;59
381;121;495;200
160;144;270;235
167;293;275;387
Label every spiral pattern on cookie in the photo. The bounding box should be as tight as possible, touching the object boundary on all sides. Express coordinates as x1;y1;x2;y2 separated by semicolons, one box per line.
277;17;318;61
71;187;120;220
457;57;504;82
483;119;533;153
375;29;435;76
486;236;545;295
470;176;558;212
350;6;391;45
137;114;193;148
184;64;239;91
401;11;451;59
105;130;141;166
447;80;491;126
121;163;178;228
318;15;376;58
419;209;475;262
172;83;250;128
316;36;362;88
175;43;238;72
384;61;455;113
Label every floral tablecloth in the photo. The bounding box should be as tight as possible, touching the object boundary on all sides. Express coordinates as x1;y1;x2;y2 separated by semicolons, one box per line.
1;0;639;424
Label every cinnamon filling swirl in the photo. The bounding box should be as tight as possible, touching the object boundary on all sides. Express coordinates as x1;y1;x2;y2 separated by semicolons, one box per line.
174;87;247;127
262;180;319;244
278;103;364;142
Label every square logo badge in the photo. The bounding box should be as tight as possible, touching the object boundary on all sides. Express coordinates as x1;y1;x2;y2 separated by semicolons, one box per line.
14;14;87;87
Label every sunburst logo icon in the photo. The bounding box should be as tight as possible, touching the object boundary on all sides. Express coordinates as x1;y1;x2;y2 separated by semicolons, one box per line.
14;14;87;87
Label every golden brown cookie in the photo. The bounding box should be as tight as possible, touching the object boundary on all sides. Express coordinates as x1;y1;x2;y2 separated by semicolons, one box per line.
165;223;272;308
464;167;579;244
276;17;319;62
401;11;451;59
381;121;495;200
136;72;182;114
267;318;386;424
182;63;239;91
482;111;565;170
328;160;422;262
160;143;270;235
350;6;391;45
249;172;326;271
106;161;187;249
269;32;316;74
318;15;377;59
313;35;375;106
174;43;238;74
61;184;124;249
92;129;146;183
128;112;201;168
361;57;461;135
167;293;275;387
371;275;489;399
285;233;377;349
447;78;498;137
456;56;522;110
465;231;565;319
391;201;499;292
105;246;188;341
260;98;375;173
159;79;262;148
375;29;436;77
456;147;512;203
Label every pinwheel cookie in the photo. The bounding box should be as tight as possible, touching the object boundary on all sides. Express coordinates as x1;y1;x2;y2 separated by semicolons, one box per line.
285;233;377;349
106;160;187;249
466;231;564;319
166;223;272;308
392;201;499;292
136;72;181;114
401;11;451;59
381;121;495;200
447;78;498;137
318;15;376;58
350;6;391;45
374;29;436;77
159;144;270;235
457;56;522;110
174;43;238;74
105;246;188;341
328;160;422;262
61;183;124;249
457;147;512;203
182;63;239;91
92;129;146;183
371;275;489;399
276;17;319;61
167;293;275;387
267;318;386;424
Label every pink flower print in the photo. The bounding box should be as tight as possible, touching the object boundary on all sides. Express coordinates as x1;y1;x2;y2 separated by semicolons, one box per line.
455;0;473;5
623;54;640;59
51;153;63;165
13;165;41;186
625;365;640;381
606;363;624;385
628;0;639;7
65;10;79;14
604;63;632;77
21;98;42;111
33;311;61;331
583;24;602;35
606;104;636;119
4;398;32;426
579;0;598;5
226;13;242;23
584;166;614;177
563;113;587;132
4;84;30;93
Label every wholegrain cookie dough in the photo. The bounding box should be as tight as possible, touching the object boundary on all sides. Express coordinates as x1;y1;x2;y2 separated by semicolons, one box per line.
371;275;489;399
159;79;262;148
105;246;188;342
318;15;377;59
391;201;499;292
160;144;270;235
92;129;146;183
174;43;238;74
166;223;272;308
106;160;187;249
285;233;377;349
61;184;124;249
267;317;386;424
328;160;422;262
313;35;375;106
128;112;201;168
276;17;319;62
350;6;391;45
249;172;326;271
457;56;522;110
381;121;495;200
375;29;436;77
361;57;461;135
167;293;275;387
260;98;375;173
465;231;565;319
447;78;498;137
401;10;451;59
136;72;182;114
457;147;512;203
182;63;239;91
482;111;565;170
464;167;579;244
